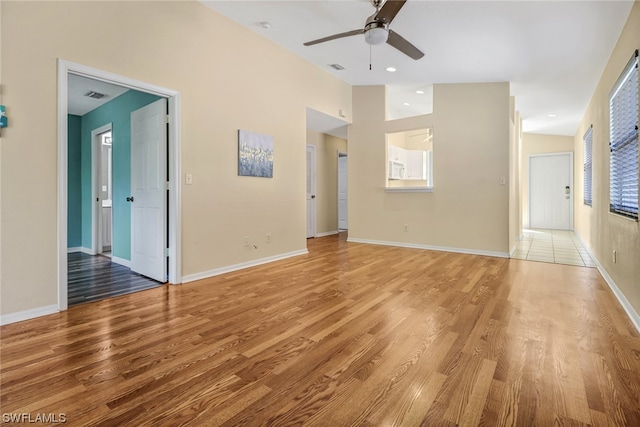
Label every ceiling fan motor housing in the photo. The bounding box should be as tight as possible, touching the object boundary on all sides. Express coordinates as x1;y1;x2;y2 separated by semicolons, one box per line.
364;21;389;45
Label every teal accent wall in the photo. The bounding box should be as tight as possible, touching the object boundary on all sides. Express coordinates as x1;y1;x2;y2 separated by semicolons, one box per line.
80;90;162;260
67;114;82;248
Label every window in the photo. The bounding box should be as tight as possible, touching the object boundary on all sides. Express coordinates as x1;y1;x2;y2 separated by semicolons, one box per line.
583;126;593;206
609;50;638;219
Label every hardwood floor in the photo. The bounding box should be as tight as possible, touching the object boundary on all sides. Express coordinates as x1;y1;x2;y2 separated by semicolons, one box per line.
68;252;163;306
2;233;640;426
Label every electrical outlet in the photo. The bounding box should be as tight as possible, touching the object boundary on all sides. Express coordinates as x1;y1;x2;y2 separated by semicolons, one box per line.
404;224;409;232
266;234;272;243
185;173;193;185
243;236;249;247
613;250;617;263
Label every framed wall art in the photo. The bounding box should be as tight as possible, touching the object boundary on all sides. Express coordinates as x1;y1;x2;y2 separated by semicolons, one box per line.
238;129;274;178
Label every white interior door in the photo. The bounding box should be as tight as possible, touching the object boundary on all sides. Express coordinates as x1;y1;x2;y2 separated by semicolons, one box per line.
338;153;348;230
529;153;573;230
306;145;316;238
131;98;167;282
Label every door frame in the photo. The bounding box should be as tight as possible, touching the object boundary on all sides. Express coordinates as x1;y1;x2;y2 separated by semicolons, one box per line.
57;59;182;311
91;123;113;257
528;152;573;230
306;145;317;238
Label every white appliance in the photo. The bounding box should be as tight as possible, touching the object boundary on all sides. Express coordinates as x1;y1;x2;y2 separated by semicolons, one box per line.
389;160;405;180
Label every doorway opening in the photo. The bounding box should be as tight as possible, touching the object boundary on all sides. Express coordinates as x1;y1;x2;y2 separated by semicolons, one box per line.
99;131;113;256
338;152;348;231
88;124;115;258
58;60;182;311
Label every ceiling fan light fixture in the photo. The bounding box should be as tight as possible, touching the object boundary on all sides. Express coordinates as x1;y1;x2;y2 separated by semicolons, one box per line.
364;24;388;45
303;0;424;60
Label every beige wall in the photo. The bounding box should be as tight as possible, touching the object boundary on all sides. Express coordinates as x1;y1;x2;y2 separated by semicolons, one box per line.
349;83;511;255
520;133;574;228
0;1;3;297
306;130;347;235
0;1;351;316
574;2;640;315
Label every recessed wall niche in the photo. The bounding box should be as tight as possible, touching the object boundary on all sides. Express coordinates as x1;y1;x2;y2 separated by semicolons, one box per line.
386;85;434;121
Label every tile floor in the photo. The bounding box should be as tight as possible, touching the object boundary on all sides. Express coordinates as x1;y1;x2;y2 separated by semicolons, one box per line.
511;229;596;268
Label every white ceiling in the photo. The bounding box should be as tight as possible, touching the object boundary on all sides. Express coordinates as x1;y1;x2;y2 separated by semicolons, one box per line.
203;0;634;136
68;74;129;116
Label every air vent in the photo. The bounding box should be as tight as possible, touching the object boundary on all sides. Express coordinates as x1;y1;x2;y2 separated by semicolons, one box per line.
84;91;107;99
329;64;345;71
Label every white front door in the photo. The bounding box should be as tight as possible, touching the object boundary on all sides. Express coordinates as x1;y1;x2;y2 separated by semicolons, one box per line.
529;153;573;230
131;99;167;282
306;145;316;238
338;154;348;230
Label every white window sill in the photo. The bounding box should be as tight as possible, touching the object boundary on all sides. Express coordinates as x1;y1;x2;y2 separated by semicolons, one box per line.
385;187;433;193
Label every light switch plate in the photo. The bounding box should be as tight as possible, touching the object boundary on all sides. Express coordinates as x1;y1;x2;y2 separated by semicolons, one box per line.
186;173;193;185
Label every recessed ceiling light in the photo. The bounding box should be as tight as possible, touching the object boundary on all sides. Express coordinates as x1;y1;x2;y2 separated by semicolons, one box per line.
329;64;345;71
416;90;425;94
258;21;271;29
403;102;410;106
385;67;396;72
547;114;557;118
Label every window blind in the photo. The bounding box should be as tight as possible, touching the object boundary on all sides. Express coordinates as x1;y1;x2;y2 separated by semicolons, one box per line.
609;50;638;219
584;126;593;206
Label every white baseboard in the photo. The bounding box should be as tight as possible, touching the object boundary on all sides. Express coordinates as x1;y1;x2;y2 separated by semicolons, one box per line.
509;245;517;257
112;256;131;268
67;247;82;253
315;230;339;237
574;231;640;333
182;249;309;284
1;305;59;326
346;238;510;259
81;247;94;255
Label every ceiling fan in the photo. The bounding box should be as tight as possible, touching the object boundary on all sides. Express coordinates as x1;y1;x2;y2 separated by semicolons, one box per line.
303;0;424;60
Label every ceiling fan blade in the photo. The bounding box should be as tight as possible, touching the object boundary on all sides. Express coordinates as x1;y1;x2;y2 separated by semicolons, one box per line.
374;0;407;24
387;29;424;60
304;29;365;46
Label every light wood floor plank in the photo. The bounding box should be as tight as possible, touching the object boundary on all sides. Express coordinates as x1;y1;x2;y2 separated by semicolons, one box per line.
2;233;640;425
